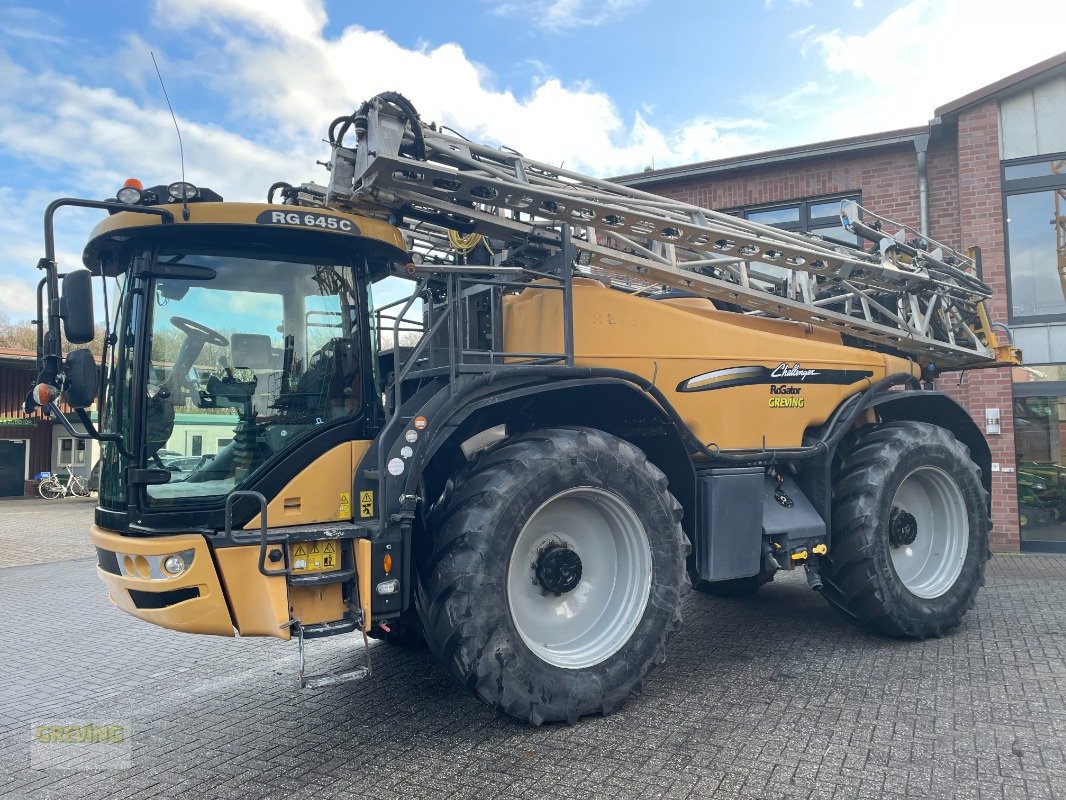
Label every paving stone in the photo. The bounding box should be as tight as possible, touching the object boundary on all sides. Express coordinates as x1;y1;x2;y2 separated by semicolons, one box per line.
1;504;1064;798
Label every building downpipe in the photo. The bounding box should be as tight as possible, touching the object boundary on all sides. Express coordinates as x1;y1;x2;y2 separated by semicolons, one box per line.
914;132;930;237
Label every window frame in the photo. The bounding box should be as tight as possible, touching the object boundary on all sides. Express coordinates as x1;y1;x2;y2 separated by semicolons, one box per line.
726;193;863;246
1002;151;1066;326
58;437;74;466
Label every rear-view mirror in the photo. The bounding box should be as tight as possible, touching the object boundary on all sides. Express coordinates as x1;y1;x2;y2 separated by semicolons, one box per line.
63;349;98;409
61;269;95;344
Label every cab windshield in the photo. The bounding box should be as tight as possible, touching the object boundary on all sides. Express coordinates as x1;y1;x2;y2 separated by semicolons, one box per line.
141;250;368;506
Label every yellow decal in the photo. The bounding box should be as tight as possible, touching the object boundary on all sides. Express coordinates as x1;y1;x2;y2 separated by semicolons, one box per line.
360;490;374;518
290;540;340;573
339;491;351;517
769;397;805;408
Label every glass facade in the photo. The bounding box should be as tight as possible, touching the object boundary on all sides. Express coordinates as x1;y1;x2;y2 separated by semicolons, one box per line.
1004;156;1066;323
1005;156;1066;549
1013;372;1066;549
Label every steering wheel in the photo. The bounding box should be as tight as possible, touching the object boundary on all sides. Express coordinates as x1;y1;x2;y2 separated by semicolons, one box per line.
171;316;229;347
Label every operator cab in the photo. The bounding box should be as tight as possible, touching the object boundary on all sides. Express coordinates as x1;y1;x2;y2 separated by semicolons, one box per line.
72;190;409;524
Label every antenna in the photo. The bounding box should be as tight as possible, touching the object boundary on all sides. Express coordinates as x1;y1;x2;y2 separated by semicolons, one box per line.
151;51;190;221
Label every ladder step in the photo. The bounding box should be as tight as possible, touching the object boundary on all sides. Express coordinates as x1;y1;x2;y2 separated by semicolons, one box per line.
303;666;369;689
288;567;355;588
301;618;359;639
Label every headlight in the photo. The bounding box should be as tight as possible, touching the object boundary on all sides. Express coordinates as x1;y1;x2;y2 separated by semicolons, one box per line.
163;555;187;575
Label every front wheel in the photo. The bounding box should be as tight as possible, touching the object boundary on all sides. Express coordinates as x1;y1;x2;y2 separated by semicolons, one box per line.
70;477;90;497
822;422;989;639
417;427;689;725
38;478;63;500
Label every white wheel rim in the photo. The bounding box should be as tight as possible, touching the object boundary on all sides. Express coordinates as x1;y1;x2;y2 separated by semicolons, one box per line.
506;487;652;669
888;466;968;599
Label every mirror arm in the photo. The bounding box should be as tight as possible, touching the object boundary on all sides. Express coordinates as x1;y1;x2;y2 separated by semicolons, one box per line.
38;199;175;364
46;402;135;460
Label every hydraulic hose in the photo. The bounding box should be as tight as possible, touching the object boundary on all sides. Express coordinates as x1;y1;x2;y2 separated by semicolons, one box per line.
331;92;427;160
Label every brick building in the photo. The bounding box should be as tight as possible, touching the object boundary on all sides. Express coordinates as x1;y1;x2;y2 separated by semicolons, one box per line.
617;53;1066;552
0;348;100;497
0;348;54;496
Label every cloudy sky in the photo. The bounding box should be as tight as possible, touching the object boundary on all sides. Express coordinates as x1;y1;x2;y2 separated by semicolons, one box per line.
1;0;1063;319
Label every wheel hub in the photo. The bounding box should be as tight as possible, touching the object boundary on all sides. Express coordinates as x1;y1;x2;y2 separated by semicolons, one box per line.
889;506;919;547
534;544;583;595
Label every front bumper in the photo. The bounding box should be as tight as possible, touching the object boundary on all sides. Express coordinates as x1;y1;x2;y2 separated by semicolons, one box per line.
91;526;236;636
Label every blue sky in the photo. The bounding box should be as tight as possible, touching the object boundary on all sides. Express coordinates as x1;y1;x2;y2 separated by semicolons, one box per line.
1;0;1063;319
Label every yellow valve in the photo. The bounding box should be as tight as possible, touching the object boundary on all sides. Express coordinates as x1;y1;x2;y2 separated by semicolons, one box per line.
811;544;828;555
791;550;808;561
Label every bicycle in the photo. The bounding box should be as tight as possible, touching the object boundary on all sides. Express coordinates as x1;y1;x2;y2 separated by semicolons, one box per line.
38;466;91;499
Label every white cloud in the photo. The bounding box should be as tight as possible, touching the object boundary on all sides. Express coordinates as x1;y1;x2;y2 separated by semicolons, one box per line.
151;0;765;176
0;0;771;319
791;0;1066;137
493;0;648;31
0;277;36;316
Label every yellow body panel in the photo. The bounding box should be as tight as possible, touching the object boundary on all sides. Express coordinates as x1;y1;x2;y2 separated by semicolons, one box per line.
503;278;918;449
356;538;372;632
245;440;371;529
214;546;290;639
289;584;345;626
94;440;376;639
91;526;234;637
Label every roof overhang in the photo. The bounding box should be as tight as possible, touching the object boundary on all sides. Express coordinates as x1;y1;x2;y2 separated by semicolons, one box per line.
614;126;928;188
934;51;1066;120
83;202;410;276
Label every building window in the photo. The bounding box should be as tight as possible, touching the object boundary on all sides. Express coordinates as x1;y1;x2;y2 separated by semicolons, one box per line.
217;438;233;450
58;438;86;466
1004;154;1066;323
190;435;202;456
729;194;862;247
1012;363;1066;551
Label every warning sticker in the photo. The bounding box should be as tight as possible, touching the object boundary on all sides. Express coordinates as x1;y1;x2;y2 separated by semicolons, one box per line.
289;540;340;573
360;490;374;518
339;491;351;518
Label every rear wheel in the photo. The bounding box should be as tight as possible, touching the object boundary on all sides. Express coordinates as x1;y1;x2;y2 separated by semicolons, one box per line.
416;427;689;725
822;422;989;639
38;478;63;500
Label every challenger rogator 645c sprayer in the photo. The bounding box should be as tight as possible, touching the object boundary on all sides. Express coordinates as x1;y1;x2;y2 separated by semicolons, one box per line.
28;93;1019;724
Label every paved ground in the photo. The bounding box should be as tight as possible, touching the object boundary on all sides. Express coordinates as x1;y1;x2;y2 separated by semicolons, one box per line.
0;497;96;568
1;503;1064;799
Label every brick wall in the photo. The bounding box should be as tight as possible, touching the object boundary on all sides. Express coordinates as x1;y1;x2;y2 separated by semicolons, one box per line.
946;102;1018;550
642;117;1021;550
649;143;921;225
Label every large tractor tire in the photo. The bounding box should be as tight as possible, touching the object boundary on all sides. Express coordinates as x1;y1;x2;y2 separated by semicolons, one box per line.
822;421;989;639
416;427;689;725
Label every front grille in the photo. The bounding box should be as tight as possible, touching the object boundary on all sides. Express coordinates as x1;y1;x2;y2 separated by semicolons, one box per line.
127;587;200;609
96;547;121;575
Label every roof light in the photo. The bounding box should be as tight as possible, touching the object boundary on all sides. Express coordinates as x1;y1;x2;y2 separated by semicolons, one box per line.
116;179;143;205
168;182;199;201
